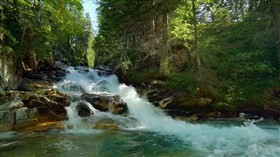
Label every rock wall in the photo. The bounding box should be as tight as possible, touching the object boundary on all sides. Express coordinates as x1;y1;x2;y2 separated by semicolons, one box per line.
0;54;22;91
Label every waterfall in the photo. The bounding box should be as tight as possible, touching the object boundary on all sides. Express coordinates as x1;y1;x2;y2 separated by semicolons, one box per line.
56;66;280;156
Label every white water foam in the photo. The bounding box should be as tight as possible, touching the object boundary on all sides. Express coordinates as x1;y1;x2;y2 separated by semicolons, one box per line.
56;67;280;156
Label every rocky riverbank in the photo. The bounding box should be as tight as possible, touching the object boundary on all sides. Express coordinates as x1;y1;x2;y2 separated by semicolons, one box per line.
115;69;280;121
0;63;70;132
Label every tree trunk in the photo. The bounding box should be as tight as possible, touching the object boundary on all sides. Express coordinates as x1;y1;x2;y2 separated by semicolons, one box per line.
159;11;169;74
192;0;202;79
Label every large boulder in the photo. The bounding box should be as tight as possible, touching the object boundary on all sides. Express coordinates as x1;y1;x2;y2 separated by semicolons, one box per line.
0;99;39;131
81;93;128;115
1;90;70;124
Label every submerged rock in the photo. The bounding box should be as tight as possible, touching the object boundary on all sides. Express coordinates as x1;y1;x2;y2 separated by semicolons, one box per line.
81;93;128;115
93;118;119;130
23;121;65;132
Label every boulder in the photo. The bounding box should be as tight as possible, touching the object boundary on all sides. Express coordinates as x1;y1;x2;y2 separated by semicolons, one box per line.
76;102;93;117
93;118;119;130
159;96;174;109
46;89;71;105
0;99;24;111
0;99;39;131
81;93;128;115
1;90;70;124
0;110;14;131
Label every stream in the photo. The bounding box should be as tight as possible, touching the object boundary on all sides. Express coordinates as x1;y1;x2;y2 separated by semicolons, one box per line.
1;66;279;157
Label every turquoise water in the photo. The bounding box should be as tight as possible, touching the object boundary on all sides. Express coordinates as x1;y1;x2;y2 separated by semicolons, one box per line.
0;130;193;157
1;121;279;157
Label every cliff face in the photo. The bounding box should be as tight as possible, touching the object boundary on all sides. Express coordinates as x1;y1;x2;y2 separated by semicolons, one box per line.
0;54;22;91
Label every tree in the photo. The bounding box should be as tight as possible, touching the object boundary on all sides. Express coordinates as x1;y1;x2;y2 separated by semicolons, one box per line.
1;0;94;70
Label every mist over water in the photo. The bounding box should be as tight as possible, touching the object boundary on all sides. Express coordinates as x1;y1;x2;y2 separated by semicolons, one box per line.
55;67;280;157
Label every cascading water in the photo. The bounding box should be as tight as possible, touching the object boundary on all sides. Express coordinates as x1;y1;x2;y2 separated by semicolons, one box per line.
55;66;280;156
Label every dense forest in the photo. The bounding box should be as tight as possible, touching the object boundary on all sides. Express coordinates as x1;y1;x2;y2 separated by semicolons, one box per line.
95;0;280;116
1;0;279;117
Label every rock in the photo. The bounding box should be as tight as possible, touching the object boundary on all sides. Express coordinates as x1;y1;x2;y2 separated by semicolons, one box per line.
74;66;90;73
205;112;222;118
196;98;213;107
61;82;85;93
176;114;198;122
15;107;30;121
93;118;119;130
0;99;27;131
23;121;65;132
97;65;113;72
76;102;93;117
0;54;22;90
0;105;39;131
46;89;71;105
18;90;69;118
159;96;174;109
0;110;14;131
16;107;38;120
239;112;246;119
94;123;119;130
13;118;38;130
54;61;68;70
81;93;128;115
1;90;70;123
0;99;24;111
96;66;113;76
212;102;236;112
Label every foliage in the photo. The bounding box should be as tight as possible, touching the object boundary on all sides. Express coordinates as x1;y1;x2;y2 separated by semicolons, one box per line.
95;0;280;109
1;0;95;69
127;69;164;85
166;72;197;92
